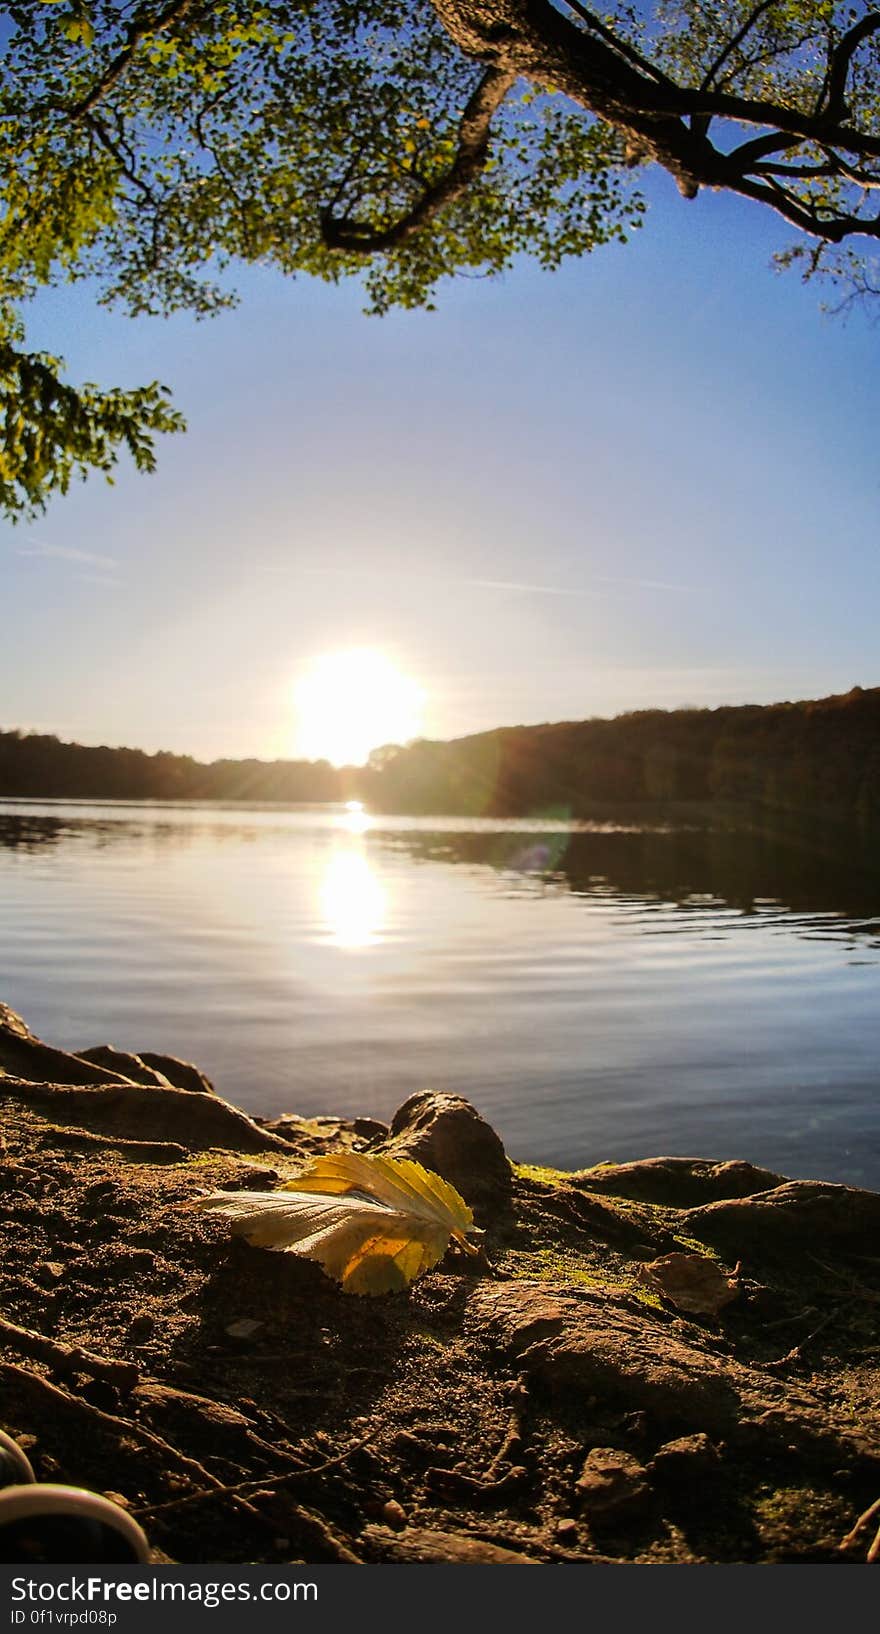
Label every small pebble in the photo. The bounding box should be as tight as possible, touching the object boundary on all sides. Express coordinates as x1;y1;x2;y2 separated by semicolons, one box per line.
35;1262;64;1284
225;1319;264;1341
381;1500;407;1530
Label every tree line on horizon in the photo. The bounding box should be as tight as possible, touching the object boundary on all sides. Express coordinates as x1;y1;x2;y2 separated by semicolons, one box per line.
363;686;880;823
2;685;879;823
0;730;348;804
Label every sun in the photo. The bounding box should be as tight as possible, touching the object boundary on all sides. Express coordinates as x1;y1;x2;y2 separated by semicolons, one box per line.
293;649;424;766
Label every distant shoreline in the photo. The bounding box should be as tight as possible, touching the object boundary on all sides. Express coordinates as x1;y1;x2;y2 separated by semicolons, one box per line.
2;683;879;824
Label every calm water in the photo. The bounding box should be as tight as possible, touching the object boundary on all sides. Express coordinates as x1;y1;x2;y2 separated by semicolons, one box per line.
1;800;879;1188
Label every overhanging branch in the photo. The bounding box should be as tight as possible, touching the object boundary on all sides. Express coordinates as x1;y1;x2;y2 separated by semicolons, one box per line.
320;65;516;253
430;1;880;243
69;0;203;120
820;11;880;122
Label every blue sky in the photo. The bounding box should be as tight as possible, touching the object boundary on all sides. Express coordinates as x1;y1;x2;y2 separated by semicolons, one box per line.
2;160;879;762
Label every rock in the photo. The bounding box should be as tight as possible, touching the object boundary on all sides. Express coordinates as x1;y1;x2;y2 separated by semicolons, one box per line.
35;1262;64;1284
554;1518;579;1542
353;1117;387;1141
380;1500;407;1530
225;1319;264;1341
127;1314;155;1341
0;1005;135;1087
383;1092;512;1220
573;1156;786;1207
132;1383;253;1451
542;1185;671;1254
468;1284;570;1350
361;1525;537;1563
78;1046;173;1088
139;1051;217;1095
575;1448;651;1522
468;1282;741;1430
260;1112;382;1156
650;1433;718;1479
683;1180;880;1249
36;1122;188;1164
466;1282;879;1467
0;1078;291;1155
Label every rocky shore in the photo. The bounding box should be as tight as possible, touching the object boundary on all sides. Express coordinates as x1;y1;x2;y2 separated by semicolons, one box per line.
1;1001;879;1566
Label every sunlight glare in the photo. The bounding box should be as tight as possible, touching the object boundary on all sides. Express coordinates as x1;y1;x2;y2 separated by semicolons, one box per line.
294;649;424;767
341;800;370;835
320;849;385;948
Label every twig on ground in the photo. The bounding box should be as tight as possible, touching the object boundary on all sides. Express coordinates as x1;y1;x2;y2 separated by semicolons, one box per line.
132;1431;375;1521
0;1315;139;1391
285;1505;362;1564
0;1361;265;1526
484;1409;524;1480
759;1305;819;1331
762;1306;840;1369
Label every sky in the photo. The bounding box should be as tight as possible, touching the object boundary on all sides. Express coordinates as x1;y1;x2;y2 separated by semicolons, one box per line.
2;157;880;763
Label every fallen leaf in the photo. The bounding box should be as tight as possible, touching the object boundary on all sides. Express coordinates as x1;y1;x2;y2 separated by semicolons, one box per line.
191;1152;477;1295
638;1252;739;1315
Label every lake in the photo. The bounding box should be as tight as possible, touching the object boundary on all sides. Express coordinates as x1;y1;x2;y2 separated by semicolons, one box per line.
1;799;879;1189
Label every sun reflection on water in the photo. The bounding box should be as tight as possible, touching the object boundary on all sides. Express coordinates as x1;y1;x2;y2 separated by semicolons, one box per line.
320;846;385;948
340;800;370;836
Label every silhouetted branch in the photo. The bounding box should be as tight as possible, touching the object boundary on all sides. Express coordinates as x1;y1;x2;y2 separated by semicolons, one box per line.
699;0;777;91
820;11;880;121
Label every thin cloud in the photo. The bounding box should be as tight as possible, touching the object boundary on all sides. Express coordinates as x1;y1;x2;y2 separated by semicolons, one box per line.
283;564;599;598
16;542;119;571
594;575;702;594
463;577;597;597
275;563;699;598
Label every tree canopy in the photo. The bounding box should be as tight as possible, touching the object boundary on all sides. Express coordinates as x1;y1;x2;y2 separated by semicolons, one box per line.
4;0;880;517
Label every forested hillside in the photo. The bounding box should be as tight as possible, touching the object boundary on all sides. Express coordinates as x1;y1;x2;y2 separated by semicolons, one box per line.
2;686;878;822
0;731;344;803
361;687;880;822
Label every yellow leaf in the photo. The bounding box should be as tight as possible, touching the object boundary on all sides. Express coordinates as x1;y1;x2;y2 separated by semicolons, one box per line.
190;1151;477;1295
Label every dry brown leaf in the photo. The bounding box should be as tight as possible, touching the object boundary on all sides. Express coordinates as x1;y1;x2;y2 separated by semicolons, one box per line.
638;1252;740;1315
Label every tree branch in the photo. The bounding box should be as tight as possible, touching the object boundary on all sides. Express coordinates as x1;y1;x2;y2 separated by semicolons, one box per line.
69;0;202;119
820;11;880;122
320;65;516;253
699;0;777;92
562;1;677;89
83;111;157;203
730;171;880;241
428;1;880;233
726;131;803;170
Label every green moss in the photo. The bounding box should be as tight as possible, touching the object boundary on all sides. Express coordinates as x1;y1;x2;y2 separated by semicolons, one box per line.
671;1231;723;1262
511;1161;571;1187
506;1244;665;1308
753;1484;848;1541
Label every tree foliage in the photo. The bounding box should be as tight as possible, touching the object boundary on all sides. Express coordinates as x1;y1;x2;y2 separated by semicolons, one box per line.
4;1;880;515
